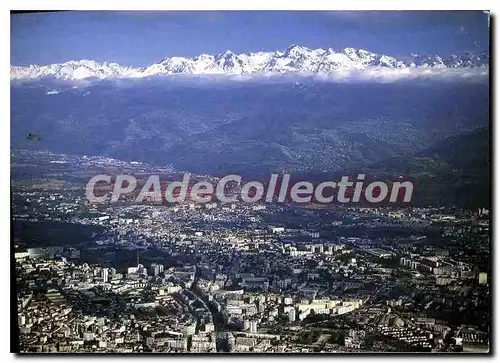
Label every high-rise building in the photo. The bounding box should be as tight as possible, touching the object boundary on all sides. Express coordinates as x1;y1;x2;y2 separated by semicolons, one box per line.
101;268;109;283
479;272;488;285
151;263;164;276
249;320;258;334
137;264;148;276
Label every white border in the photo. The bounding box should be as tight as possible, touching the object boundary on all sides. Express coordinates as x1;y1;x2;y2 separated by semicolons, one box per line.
3;1;498;10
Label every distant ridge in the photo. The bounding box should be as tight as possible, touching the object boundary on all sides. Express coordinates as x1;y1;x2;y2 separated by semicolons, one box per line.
11;45;489;81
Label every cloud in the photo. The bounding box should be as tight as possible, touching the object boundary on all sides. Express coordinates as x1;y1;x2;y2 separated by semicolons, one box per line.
12;67;489;88
214;67;489;84
312;67;489;83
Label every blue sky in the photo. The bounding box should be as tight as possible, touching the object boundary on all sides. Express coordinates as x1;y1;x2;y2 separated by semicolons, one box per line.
11;11;490;67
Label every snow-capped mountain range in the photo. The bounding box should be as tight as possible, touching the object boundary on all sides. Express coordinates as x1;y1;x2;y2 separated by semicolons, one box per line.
11;45;489;81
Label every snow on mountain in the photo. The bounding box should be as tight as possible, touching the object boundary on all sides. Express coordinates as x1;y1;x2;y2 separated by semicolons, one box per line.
11;60;143;80
10;45;489;81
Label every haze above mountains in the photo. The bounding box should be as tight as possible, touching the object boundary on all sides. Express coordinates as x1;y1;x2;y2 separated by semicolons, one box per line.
11;45;489;81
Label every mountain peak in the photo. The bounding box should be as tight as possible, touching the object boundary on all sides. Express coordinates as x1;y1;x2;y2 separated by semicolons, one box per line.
218;50;235;58
10;45;489;81
285;44;310;56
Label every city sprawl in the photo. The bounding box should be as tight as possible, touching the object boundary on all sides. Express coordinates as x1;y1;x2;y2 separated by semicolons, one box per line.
12;151;490;353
